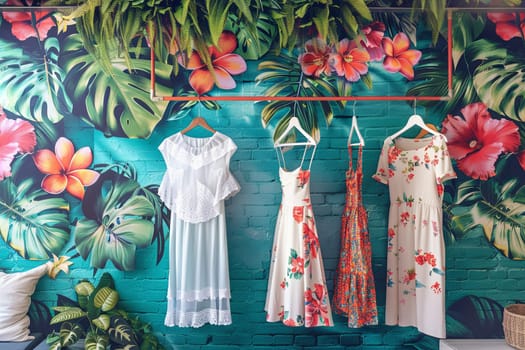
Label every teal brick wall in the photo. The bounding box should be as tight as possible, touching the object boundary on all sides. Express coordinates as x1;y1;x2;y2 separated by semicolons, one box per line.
1;33;522;350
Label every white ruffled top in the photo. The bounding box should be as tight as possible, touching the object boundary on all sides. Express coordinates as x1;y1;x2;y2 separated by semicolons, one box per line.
158;131;240;223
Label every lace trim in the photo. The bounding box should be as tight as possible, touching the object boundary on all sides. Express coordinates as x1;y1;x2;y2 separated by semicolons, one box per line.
161;132;237;169
176;288;230;302
165;308;232;328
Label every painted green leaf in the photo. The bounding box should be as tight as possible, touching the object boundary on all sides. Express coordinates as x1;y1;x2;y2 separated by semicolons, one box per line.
0;36;72;123
466;38;525;122
0;177;70;260
108;316;139;346
227;11;277;60
450;170;525;259
92;313;111;331
73;169;155;271
61;33;172;138
452;12;485;68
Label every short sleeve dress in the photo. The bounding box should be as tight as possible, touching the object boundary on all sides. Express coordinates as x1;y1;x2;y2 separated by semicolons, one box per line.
158;131;240;328
373;134;456;338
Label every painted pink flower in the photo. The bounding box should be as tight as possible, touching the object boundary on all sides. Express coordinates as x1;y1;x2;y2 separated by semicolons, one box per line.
2;0;55;41
330;39;370;82
441;102;520;180
0;109;36;180
298;38;332;77
487;12;525;41
360;21;386;61
179;31;247;95
382;32;422;80
290;256;305;275
33;137;100;200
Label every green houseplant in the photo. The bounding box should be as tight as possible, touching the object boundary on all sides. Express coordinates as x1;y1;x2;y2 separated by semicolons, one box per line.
46;272;164;350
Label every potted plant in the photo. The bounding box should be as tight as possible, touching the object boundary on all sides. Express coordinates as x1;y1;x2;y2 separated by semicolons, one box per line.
46;272;164;349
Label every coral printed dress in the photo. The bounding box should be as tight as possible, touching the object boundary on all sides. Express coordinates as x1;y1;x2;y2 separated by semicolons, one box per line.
333;146;378;328
265;167;333;327
373;134;456;338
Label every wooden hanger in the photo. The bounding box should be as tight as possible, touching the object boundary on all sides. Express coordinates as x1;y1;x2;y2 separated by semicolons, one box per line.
389;114;446;142
348;115;365;146
180;116;216;135
274;116;317;148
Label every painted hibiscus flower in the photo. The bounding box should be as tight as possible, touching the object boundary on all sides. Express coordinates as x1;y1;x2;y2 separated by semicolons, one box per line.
2;0;55;41
298;38;332;77
0;109;36;180
330;39;370;82
441;102;520;180
360;21;386;61
179;31;247;95
33;137;100;200
487;12;525;41
382;32;422;80
305;284;330;327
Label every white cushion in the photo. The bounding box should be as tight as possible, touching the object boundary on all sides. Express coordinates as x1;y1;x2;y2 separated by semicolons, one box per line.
0;263;51;342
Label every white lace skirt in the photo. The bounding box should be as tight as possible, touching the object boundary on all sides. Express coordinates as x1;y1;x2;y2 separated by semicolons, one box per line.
164;203;231;328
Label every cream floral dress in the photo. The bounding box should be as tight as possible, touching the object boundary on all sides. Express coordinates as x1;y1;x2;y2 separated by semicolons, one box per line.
373;134;456;338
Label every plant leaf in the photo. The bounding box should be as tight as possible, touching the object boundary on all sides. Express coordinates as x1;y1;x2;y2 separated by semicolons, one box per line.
50;308;87;325
93;287;119;312
0;177;70;260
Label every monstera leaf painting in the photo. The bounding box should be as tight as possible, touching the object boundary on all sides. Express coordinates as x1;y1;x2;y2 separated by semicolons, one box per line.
465;39;525;123
74;167;156;271
0;177;70;260
60;33;173;139
450;160;525;259
0;36;72;124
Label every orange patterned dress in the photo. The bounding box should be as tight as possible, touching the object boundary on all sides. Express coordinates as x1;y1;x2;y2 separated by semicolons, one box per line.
333;145;378;327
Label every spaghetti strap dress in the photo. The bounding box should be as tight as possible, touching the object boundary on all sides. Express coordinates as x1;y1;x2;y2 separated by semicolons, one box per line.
333;145;378;327
265;149;333;327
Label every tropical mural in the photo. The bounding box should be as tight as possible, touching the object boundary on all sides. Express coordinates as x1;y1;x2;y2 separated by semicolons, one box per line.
0;0;524;347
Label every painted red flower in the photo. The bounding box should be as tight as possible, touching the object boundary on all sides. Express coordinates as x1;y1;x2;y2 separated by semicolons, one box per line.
298;38;332;77
403;269;416;284
283;318;297;326
0;109;36;180
431;281;442;294
441;102;520;180
297;170;310;187
487;12;525;41
2;0;55;41
360;21;386;61
330;39;370;82
382;32;422;80
179;31;247;95
33;137;100;200
303;222;320;259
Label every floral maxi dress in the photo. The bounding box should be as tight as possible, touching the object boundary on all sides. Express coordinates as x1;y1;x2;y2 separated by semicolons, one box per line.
333;145;378;327
265;165;333;327
373;134;456;338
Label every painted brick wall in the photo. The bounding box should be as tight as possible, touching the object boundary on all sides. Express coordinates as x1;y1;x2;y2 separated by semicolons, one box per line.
1;60;519;350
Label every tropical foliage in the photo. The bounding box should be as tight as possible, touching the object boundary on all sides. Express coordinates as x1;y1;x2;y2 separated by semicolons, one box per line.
47;272;165;349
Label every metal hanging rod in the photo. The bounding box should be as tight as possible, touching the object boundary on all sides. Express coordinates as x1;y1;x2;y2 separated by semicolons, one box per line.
0;6;77;11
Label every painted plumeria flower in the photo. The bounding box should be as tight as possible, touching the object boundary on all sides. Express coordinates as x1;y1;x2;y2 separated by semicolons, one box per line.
0;108;36;180
298;38;332;77
330;38;370;82
487;12;525;41
441;102;520;180
179;31;247;95
33;137;100;200
360;21;386;61
2;0;55;41
382;32;422;80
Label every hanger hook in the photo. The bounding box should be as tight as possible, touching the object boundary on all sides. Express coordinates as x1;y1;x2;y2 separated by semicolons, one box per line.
413;98;417;115
352;100;357;117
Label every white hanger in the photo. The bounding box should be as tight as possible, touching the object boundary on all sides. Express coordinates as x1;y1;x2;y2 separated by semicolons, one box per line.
348;115;365;146
274;116;317;148
389;113;446;141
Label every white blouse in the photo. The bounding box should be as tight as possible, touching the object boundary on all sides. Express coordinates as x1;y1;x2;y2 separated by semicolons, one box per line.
158;131;240;223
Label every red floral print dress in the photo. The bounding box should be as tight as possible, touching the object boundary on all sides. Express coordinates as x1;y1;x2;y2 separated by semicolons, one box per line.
373;134;456;338
333;146;378;327
265;167;333;327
